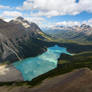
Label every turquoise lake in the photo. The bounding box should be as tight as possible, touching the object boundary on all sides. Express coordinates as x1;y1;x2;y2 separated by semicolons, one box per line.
13;45;71;81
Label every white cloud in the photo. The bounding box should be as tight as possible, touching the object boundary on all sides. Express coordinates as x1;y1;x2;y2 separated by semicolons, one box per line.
0;5;10;9
56;21;81;26
88;19;92;24
2;11;23;17
50;19;92;28
17;0;92;17
78;0;92;13
0;16;45;27
82;19;92;26
24;16;46;27
25;16;44;22
16;0;33;10
31;10;60;18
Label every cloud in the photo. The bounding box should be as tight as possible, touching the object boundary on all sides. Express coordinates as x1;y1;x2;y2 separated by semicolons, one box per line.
24;16;46;27
31;10;60;18
17;0;92;17
82;19;92;26
25;16;44;22
0;5;10;9
88;19;92;24
1;15;45;27
56;21;81;26
49;19;92;28
2;11;23;17
78;0;92;13
16;0;33;10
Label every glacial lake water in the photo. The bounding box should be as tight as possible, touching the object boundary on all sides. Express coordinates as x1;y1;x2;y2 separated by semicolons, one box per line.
13;45;71;81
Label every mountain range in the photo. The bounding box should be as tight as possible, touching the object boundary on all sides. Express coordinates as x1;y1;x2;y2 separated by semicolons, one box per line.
44;24;92;42
0;17;51;63
0;17;92;92
0;17;92;63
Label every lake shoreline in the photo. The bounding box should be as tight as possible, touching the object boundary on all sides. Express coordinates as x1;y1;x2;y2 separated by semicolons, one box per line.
13;45;68;81
0;42;92;83
0;64;24;82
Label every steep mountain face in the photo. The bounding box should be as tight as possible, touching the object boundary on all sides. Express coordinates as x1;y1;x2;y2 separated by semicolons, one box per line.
0;17;50;63
10;17;46;39
44;24;92;42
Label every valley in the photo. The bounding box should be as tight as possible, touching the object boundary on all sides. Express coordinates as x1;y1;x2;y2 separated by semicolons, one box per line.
0;17;92;92
0;17;53;63
0;0;92;91
44;24;92;43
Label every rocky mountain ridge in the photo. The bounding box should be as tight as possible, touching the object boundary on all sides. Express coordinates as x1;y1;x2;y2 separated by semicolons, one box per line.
0;17;49;63
44;24;92;42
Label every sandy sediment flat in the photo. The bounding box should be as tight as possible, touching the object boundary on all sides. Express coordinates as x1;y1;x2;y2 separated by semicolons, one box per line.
0;64;23;82
0;68;92;92
0;68;91;92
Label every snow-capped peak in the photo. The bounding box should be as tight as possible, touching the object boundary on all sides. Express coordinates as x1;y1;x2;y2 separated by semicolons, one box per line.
14;17;30;28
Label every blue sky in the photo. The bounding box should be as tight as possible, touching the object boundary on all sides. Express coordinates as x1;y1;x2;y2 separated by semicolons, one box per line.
0;0;25;7
0;0;92;27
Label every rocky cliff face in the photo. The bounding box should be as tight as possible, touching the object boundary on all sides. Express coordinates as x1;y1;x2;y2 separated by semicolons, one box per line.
0;17;48;63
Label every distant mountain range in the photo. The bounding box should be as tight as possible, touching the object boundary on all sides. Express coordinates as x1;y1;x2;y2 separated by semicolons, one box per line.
0;17;51;63
0;17;92;63
44;24;92;42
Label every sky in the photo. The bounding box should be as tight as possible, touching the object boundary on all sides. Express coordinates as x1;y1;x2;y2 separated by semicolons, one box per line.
0;0;92;28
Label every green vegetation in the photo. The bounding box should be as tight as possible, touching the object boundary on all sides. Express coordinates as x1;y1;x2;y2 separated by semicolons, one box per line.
58;51;92;67
0;51;92;87
26;51;92;86
0;61;10;65
46;28;92;44
14;38;55;62
1;31;92;87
